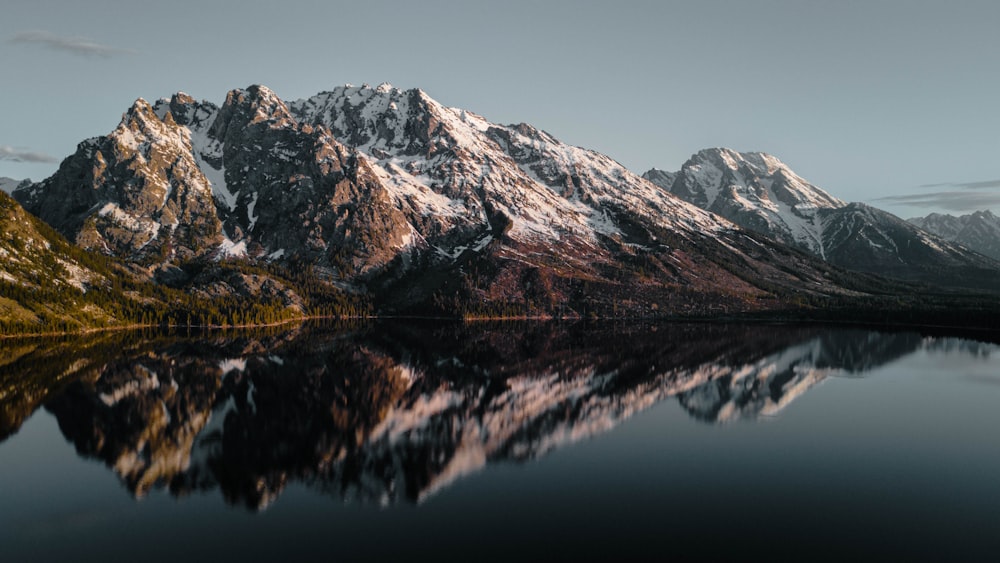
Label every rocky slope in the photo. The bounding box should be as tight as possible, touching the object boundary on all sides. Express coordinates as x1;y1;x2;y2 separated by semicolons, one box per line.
0;190;104;291
0;187;319;334
820;203;1000;289
12;84;913;319
644;149;1000;291
909;210;1000;261
0;189;124;331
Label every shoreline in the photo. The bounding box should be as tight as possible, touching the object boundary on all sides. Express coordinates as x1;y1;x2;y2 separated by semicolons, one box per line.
2;311;999;342
0;315;374;341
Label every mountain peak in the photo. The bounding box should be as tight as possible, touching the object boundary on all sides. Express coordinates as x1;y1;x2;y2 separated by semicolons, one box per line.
646;147;844;256
121;97;158;125
115;97;189;151
692;147;791;177
221;85;294;128
243;84;287;113
171;91;195;105
649;148;846;224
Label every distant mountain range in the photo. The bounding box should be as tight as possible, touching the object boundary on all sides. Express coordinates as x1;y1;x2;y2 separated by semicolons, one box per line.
643;149;1000;291
0;177;30;194
909;210;1000;261
3;84;1000;334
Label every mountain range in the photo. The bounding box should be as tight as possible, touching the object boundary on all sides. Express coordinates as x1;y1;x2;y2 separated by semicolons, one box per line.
3;83;1000;333
909;210;1000;261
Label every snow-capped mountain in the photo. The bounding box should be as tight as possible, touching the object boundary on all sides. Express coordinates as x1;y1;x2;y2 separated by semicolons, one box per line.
13;84;889;317
909;210;1000;261
645;149;1000;291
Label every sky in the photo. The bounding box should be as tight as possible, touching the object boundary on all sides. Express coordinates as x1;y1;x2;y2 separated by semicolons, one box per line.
1;0;998;218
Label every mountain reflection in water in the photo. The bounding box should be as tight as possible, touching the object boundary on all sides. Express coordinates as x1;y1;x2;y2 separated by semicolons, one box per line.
1;322;996;511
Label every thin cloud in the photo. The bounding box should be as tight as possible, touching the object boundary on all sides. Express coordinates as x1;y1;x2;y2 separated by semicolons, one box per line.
0;145;59;163
918;179;1000;190
874;190;1000;213
953;179;1000;190
9;30;136;57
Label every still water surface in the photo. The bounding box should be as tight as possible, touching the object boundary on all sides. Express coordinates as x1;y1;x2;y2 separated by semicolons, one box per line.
1;322;999;561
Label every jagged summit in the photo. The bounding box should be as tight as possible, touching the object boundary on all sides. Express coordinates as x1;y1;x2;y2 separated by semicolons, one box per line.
223;84;296;127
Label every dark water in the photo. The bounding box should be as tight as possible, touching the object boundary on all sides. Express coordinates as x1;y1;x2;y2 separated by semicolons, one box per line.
1;322;1000;561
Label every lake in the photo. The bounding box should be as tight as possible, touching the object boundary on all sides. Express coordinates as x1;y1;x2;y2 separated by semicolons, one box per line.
2;321;999;561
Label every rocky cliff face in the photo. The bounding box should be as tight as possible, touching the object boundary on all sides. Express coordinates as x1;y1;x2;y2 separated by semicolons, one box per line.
645;149;1000;291
910;210;1000;261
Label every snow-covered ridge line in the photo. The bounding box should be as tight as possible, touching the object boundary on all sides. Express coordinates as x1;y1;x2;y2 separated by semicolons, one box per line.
286;83;734;241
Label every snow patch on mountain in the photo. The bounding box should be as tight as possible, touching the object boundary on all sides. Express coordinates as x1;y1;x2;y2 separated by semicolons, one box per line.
217;237;247;258
187;124;234;211
97;202;160;247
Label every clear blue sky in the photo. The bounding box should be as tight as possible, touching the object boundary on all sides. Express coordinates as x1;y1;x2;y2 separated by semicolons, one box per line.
2;0;998;217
